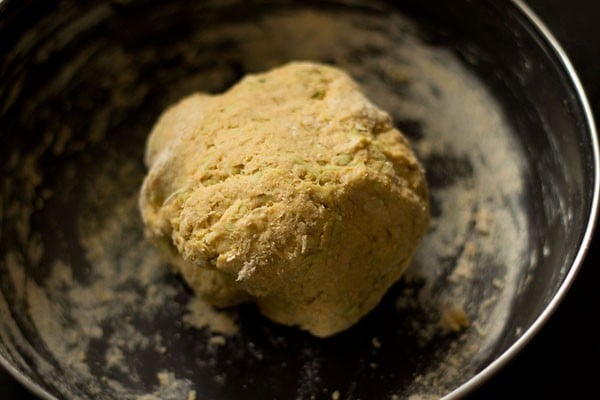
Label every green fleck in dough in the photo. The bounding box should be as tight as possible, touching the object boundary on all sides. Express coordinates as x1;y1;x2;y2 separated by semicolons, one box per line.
139;61;429;337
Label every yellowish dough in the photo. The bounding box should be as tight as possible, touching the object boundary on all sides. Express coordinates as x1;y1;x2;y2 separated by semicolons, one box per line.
139;61;429;337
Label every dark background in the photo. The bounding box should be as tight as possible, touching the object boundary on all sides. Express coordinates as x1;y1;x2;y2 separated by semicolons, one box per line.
1;0;599;398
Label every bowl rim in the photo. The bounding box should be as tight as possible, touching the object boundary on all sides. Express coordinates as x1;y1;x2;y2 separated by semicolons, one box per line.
444;0;600;398
0;359;57;399
0;0;598;399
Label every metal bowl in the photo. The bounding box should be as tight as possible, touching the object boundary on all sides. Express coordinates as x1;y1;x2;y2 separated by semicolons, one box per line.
1;1;597;399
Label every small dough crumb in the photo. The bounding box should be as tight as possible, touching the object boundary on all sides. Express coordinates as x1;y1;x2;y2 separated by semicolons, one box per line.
439;305;470;333
208;335;227;346
371;336;382;349
140;61;429;337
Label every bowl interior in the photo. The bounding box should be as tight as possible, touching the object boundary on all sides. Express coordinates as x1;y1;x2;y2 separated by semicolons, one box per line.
0;1;595;399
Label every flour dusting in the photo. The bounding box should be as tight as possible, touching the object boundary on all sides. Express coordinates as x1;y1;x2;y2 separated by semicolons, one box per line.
183;297;238;336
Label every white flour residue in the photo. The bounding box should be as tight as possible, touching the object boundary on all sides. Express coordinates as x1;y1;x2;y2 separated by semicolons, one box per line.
1;152;238;399
392;37;528;388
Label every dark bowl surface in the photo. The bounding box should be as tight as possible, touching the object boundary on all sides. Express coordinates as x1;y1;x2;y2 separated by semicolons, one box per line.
1;1;597;399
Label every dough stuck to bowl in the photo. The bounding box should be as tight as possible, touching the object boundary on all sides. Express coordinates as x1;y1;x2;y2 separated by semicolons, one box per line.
139;61;429;337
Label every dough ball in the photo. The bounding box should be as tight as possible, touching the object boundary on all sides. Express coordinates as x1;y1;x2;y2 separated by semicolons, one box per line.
139;61;429;337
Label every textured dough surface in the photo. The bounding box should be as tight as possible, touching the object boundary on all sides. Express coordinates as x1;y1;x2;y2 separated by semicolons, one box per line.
139;61;429;337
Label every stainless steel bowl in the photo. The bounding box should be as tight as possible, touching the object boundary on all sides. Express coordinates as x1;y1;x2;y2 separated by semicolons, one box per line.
1;1;597;399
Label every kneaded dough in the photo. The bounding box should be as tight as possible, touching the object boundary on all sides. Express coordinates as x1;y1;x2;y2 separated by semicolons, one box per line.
139;61;429;337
